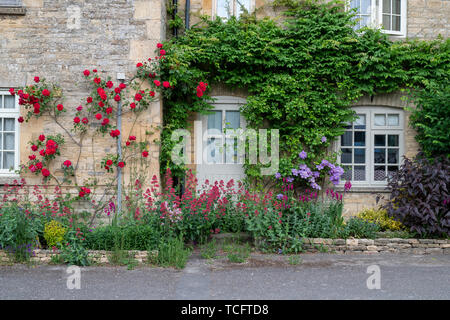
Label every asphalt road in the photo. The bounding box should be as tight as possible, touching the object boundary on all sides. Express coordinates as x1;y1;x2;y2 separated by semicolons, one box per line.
0;253;449;300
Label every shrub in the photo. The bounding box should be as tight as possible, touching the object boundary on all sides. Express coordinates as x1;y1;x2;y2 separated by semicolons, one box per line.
383;154;450;237
44;220;66;248
0;204;43;262
151;237;191;269
340;217;380;239
358;208;403;231
60;229;90;266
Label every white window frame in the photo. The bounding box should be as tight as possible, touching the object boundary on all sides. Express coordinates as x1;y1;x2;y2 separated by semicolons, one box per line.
338;106;404;188
212;0;255;20
0;0;22;7
347;0;407;37
0;90;21;176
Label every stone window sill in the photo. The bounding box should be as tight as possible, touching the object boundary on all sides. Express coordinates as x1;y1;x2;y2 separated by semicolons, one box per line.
0;6;26;15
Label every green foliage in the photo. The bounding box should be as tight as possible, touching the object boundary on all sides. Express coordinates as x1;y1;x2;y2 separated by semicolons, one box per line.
408;81;450;158
340;217;380;239
152;0;449;182
60;230;90;266
358;208;403;231
150;236;191;269
44;220;67;248
0;204;43;262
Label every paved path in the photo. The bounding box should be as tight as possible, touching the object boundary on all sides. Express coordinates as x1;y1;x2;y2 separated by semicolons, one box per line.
0;253;449;300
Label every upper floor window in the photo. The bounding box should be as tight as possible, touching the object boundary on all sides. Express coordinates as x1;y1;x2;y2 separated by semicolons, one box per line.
339;107;404;187
0;0;22;6
348;0;406;37
213;0;253;20
0;91;20;175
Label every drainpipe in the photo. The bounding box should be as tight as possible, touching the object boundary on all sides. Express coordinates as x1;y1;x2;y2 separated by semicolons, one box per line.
185;0;190;30
173;0;178;37
116;72;125;215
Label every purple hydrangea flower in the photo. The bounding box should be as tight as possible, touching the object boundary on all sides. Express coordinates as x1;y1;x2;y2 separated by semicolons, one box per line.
299;150;307;159
321;136;327;143
275;172;281;179
286;177;294;183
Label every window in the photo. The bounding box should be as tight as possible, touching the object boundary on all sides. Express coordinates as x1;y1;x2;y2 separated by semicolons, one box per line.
339;107;403;187
213;0;253;20
348;0;406;36
0;91;20;175
0;0;22;6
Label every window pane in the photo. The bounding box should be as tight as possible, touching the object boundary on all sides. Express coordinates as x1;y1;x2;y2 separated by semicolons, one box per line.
4;133;14;150
354;148;365;163
382;14;391;30
207;111;222;131
382;0;391;13
225;111;240;129
0;96;2;109
236;0;251;17
388;149;399;164
387;114;399;126
225;138;238;164
388;165;398;178
342;166;352;181
360;15;371;28
392;15;401;31
374;148;386;163
341;131;352;146
0;119;2;131
217;0;232;18
207;138;222;164
374;114;386;126
361;0;371;14
354;114;366;129
375;134;386;146
0;133;2;149
3;152;14;170
393;0;401;14
354;166;366;181
4;95;15;109
350;0;359;10
341;148;352;163
388;135;399;146
374;166;386;181
0;1;22;6
4;118;15;131
354;131;365;146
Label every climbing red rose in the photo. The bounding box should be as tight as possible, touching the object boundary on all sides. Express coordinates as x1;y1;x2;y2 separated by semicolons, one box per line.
102;118;109;126
63;160;72;167
38;134;45;142
9;88;15;95
82;117;89;124
130;103;136;109
41;168;50;177
106;107;112;114
118;162;125;168
87;97;93;103
83;70;90;77
110;129;120;138
163;81;170;88
74;117;80;124
57;104;64;111
106;81;114;88
129;135;136;141
34;76;40;83
159;50;166;56
157;43;163;49
31;145;38;151
42;89;50;96
136;62;143;68
153;80;160;87
142;150;149;158
134;93;142;101
106;159;113;166
119;83;126;90
114;94;121;102
45;139;58;155
95;113;102;120
18;116;24;123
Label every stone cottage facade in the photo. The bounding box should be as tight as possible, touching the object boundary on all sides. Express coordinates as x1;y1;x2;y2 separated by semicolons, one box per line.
0;0;448;215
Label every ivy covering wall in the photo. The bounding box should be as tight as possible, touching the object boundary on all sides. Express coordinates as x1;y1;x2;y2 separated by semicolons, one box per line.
147;0;449;184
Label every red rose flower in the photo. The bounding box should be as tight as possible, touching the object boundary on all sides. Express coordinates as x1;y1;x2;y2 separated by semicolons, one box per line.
106;107;112;114
153;80;160;87
110;129;120;138
57;104;64;111
74;117;80;124
83;70;90;76
130;103;136;109
106;159;113;166
114;87;121;94
98;101;105;108
42;168;50;177
76;105;83;111
42;89;50;96
159;49;166;56
36;162;43;169
63;160;72;167
102;118;109;126
39;149;45;156
119;83;126;89
163;81;170;88
9;88;15;95
29;155;36;160
100;94;107;101
125;141;130;146
79;190;85;198
157;43;163;49
18;116;24;123
95;113;102;120
82;117;89;124
196;87;203;98
149;91;155;97
114;94;121;102
134;93;142;101
142;150;149;158
118;162;125;168
136;62;143;68
34;76;40;83
129;135;136;141
106;81;114;88
31;145;38;151
87;97;93;103
92;69;97;73
39;134;45;142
